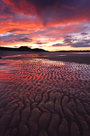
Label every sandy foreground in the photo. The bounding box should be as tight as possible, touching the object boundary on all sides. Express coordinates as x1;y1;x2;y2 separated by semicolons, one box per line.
0;51;90;136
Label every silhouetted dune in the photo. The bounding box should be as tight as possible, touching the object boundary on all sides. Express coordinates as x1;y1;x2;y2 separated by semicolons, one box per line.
32;48;46;52
0;46;46;52
0;47;14;51
18;46;32;51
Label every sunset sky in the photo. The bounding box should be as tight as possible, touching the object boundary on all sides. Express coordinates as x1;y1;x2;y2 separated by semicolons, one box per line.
0;0;90;51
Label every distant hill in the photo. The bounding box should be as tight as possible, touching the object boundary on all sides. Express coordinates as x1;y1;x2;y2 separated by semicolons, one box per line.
0;47;89;52
0;46;47;52
32;48;46;52
18;46;32;51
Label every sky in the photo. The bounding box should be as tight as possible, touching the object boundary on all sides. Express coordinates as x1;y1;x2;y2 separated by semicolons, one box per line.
0;0;90;51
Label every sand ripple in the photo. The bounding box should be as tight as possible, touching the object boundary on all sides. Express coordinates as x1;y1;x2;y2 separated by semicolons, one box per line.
0;54;90;136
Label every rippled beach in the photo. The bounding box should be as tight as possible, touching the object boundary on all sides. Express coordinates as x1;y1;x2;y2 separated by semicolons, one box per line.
0;53;90;136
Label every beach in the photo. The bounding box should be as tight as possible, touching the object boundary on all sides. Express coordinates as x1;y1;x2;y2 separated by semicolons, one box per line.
1;50;90;64
0;52;90;136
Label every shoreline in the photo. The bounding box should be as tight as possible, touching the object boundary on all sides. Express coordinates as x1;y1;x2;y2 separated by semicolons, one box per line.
0;50;90;64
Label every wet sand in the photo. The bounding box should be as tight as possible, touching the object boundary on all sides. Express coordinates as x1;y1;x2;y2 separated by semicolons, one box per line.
0;50;32;57
0;53;90;136
38;52;90;64
0;50;90;64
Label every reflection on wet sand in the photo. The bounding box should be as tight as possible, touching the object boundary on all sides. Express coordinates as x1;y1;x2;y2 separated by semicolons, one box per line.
0;54;90;136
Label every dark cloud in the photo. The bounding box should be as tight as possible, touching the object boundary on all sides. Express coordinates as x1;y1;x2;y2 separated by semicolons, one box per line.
52;40;90;48
71;42;90;47
83;40;90;44
2;0;90;25
0;33;27;39
36;42;44;45
8;28;24;32
3;0;76;12
81;33;88;35
15;37;32;42
63;37;90;48
52;43;63;47
3;40;14;43
0;33;32;44
0;0;15;17
36;40;47;44
65;36;72;38
64;38;72;44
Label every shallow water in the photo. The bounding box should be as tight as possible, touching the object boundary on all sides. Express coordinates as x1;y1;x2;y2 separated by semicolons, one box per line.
0;54;90;136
